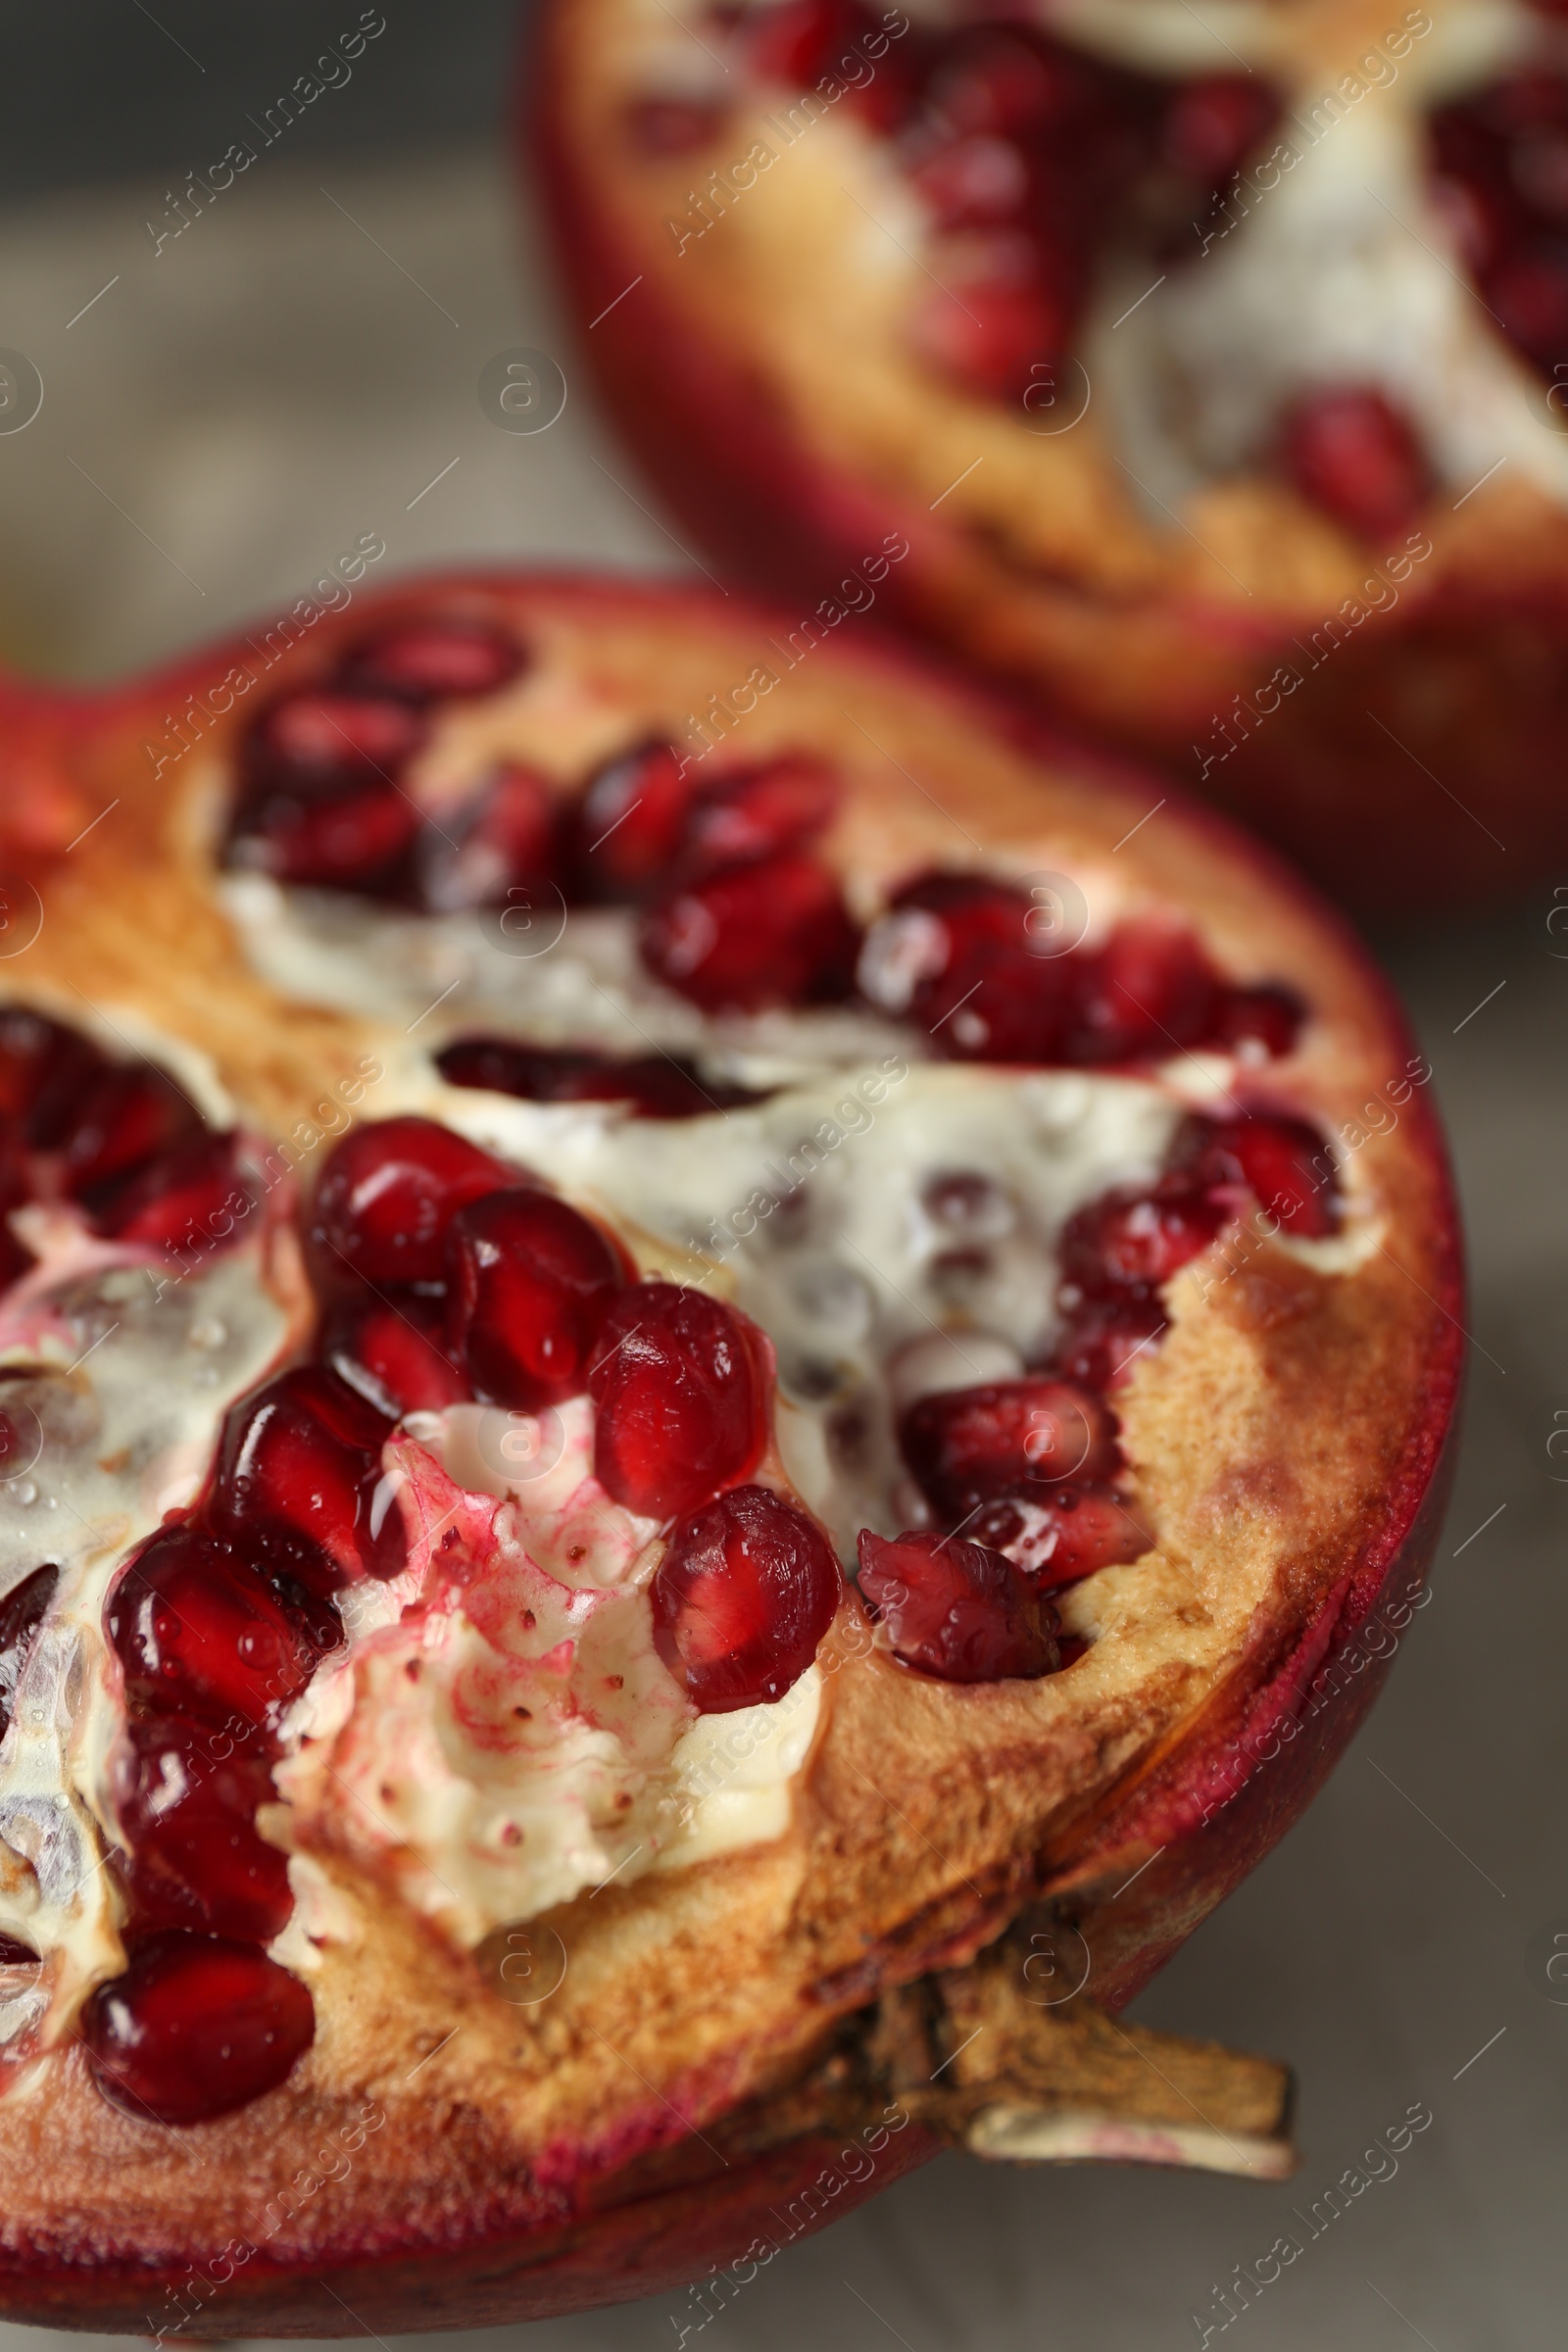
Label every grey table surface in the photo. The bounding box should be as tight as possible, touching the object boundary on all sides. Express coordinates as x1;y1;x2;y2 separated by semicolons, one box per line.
0;135;1562;2352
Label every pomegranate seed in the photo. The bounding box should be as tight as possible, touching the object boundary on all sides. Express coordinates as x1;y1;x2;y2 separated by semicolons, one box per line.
1062;924;1222;1062
82;1932;314;2126
322;1291;469;1418
900;1377;1119;1513
435;1036;766;1117
928;30;1084;137
248;690;425;778
0;1148;31;1289
857;1528;1059;1683
115;1721;294;1943
415;762;559;913
910;134;1030;229
1210;983;1303;1059
448;1187;626;1410
1051;1296;1168;1390
59;1064;204;1200
589;1282;766;1517
1279;386;1432;540
1197;1112;1341;1237
1058;1179;1226;1298
972;1487;1151;1592
863;872;1073;1060
89;1132;245;1250
106;1523;325;1731
0;1565;55;1738
311;1116;511;1290
682;755;840;869
640;853;859;1012
10;1015;110;1148
746;0;859;86
573;740;693;899
209;1365;405;1592
1160;74;1277;182
653;1484;841;1711
911;270;1067;401
336;618;523;704
625;96;726;155
1491;241;1568;366
225;776;420;890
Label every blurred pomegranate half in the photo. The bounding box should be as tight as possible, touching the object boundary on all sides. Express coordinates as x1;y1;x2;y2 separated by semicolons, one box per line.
533;0;1568;908
0;574;1457;2330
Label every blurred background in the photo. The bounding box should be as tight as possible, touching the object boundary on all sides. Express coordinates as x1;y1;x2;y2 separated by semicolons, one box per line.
0;4;1563;2347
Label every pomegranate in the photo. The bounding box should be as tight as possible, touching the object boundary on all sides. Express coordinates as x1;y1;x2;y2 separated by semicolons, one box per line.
536;0;1568;907
0;573;1458;2333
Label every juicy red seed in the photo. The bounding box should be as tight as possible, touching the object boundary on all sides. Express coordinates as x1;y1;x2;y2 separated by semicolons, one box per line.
311;1116;511;1289
682;756;840;870
857;1528;1059;1683
89;1132;245;1250
225;776;420;889
1160;74;1277;181
574;740;693;899
1279;386;1431;540
1198;1112;1341;1237
862;873;1071;1060
653;1484;841;1712
249;691;425;777
910;134;1030;229
115;1721;294;1943
625;96;725;154
0;1151;31;1290
435;1037;769;1118
971;1487;1151;1593
640;853;859;1013
82;1932;314;2126
60;1065;204;1199
106;1523;324;1731
746;0;859;85
589;1282;766;1518
1051;1296;1168;1391
0;1566;56;1739
1491;242;1568;362
208;1365;404;1592
337;619;523;704
1063;925;1222;1062
910;271;1067;402
927;29;1083;136
11;1016;110;1148
322;1292;469;1419
900;1378;1119;1514
415;762;559;914
1058;1180;1226;1298
1210;983;1304;1059
448;1188;626;1411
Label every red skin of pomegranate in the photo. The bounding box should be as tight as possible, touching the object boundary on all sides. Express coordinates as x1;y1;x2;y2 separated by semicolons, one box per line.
528;12;1568;912
0;572;1462;2331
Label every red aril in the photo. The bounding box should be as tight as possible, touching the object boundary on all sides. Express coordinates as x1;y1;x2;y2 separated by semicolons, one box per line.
415;762;559;913
862;872;1072;1060
910;134;1030;230
0;1147;31;1289
572;739;693;898
653;1483;841;1711
1051;1295;1168;1391
435;1036;766;1117
682;755;840;869
900;1377;1118;1514
12;1016;109;1149
1492;241;1568;365
224;775;420;890
857;1527;1059;1682
971;1486;1151;1592
208;1365;405;1591
106;1522;324;1731
323;1291;469;1419
114;1721;294;1943
639;853;859;1011
448;1186;627;1409
336;618;524;704
89;1131;244;1250
745;0;860;87
82;1932;315;2126
1063;923;1222;1062
910;270;1066;402
589;1282;766;1517
1209;983;1304;1060
311;1116;511;1289
0;1566;55;1738
247;690;425;778
1058;1179;1226;1298
927;28;1082;138
59;1064;204;1199
1195;1111;1342;1237
1279;386;1432;540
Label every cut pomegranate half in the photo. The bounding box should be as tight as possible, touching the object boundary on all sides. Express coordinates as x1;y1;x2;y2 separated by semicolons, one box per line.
538;0;1568;906
0;572;1459;2334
